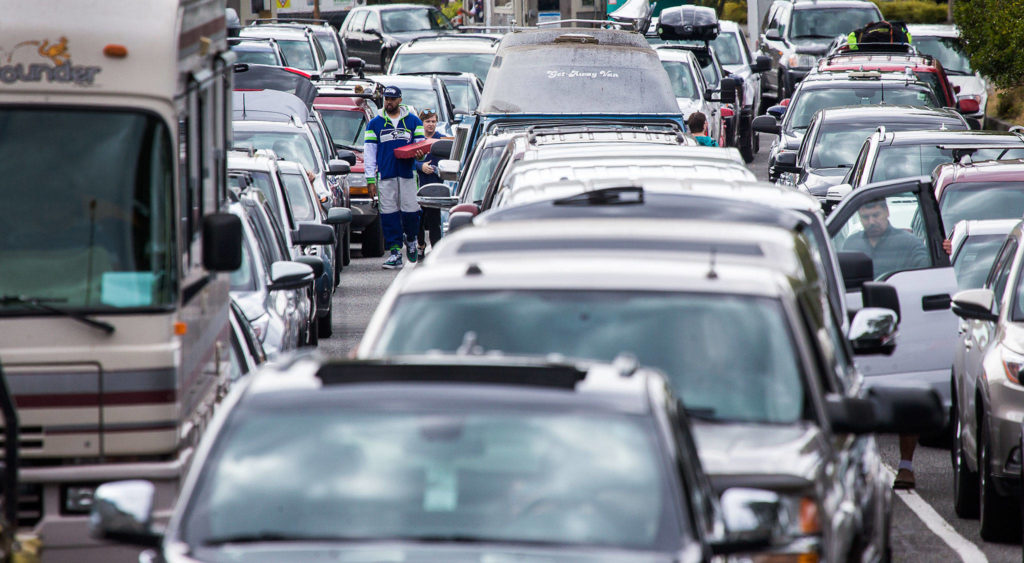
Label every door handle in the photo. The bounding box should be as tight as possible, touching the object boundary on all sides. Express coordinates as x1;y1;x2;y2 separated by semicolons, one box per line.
922;293;951;311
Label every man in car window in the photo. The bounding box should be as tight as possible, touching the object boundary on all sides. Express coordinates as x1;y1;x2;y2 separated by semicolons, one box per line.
364;86;426;269
843;198;929;279
686;112;718;147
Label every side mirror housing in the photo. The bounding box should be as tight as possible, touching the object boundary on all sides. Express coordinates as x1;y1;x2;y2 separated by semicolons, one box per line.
774;151;800;174
750;55;771;74
346;56;365;71
268;261;315;291
292;255;325;278
849;307;898;355
766;104;787;120
447;210;476;233
321;60;340;74
89;480;162;548
325;207;353;225
951;288;998;322
826;385;944;434
765;28;782;41
438;159;461;181
751;114;780;135
710;488;778;556
838;251;873;291
292;222;335;246
327;159;351;175
861;281;900;319
203;213;243;271
417;183;458;209
335;149;357;166
718;77;738;104
826;183;853;204
430;139;454;159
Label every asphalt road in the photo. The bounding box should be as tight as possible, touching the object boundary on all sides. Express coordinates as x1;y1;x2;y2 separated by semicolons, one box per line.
316;133;1021;562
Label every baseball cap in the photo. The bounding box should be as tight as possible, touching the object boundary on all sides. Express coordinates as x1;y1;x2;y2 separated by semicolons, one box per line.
383;86;402;98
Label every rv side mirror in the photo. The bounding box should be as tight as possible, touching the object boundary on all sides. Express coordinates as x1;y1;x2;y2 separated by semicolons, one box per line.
203;213;242;271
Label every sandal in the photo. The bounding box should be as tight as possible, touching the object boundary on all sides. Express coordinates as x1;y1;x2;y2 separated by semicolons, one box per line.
893;468;915;490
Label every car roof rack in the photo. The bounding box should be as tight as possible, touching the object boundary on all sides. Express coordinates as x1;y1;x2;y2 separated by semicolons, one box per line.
315;359;589;389
536;19;632;29
524;123;688;145
406;34;502;44
250;17;330;26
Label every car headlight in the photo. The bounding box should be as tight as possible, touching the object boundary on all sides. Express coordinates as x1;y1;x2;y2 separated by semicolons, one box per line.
787;54;818;69
1001;347;1024;384
250;312;270;343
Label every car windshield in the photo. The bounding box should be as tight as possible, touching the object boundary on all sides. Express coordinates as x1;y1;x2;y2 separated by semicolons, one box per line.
372;291;805;424
232;48;279;66
787;86;939;130
393;88;442;118
660;60;699;100
478;45;679;114
280;172;317;222
181;406;677;551
810;124;879;168
314;32;340;65
676;34;743;66
230;234;259;292
954;233;1007;290
914;36;973;75
0;108;175;310
382;8;452;33
442;80;479;113
870;144;1024;183
789;8;879;39
277;39;316;72
233;129;320;173
390;53;495;84
940;182;1024;237
320;109;366;149
462;145;506;203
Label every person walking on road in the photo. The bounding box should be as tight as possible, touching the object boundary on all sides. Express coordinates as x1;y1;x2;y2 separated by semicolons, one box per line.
364;86;426;269
687;112;718;147
416;108;444;260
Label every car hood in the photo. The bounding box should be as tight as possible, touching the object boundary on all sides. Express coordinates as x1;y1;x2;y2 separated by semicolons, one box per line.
803;167;848;197
694;422;824;485
185;543;687;563
792;39;833;55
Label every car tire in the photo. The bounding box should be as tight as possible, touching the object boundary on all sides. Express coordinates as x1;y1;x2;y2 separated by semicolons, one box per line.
317;304;333;339
361;215;385;257
978;416;1021;542
952;391;979;518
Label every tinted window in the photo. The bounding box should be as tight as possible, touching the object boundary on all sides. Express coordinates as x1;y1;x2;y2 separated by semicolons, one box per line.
381;8;452;33
810;123;880;168
182;408;678;550
789;8;879;39
373;291;806;424
954;233;1008;290
280;172;317;222
940;182;1024;236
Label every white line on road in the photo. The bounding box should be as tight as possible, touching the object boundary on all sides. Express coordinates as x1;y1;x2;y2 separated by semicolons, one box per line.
883;464;988;562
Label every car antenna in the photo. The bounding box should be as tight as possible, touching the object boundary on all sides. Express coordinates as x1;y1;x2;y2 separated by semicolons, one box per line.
706;247;718;280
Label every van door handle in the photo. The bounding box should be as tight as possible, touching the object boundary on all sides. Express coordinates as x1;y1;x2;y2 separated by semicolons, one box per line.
922;294;951;311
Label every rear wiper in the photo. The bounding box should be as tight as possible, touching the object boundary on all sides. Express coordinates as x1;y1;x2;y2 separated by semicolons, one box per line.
0;295;115;335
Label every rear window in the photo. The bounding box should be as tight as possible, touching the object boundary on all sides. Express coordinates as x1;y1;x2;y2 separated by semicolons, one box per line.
479;45;679;114
789;7;880;39
787;85;940;130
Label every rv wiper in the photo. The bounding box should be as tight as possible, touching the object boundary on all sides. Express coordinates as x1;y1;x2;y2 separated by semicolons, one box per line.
0;295;115;335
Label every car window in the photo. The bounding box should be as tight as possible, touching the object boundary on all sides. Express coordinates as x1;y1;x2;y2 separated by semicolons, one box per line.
233;130;321;173
230;234;259;291
381;8;451;33
365;12;381;33
347;10;368;33
789;8;879;39
311;36;328;68
320;109;366;149
787;86;939;130
810;123;879;169
832;192;933;279
232;48;279;66
280;172;317;222
314;31;340;65
277;39;316;72
182;407;679;550
245;171;283;223
849;138;872;186
373;291;807;424
660;60;699;100
390;53;495;84
869;145;1024;184
463;145;506;203
940;182;1024;237
989;239;1017;314
442;80;479;113
395;87;442;118
914;36;974;75
954;234;1008;290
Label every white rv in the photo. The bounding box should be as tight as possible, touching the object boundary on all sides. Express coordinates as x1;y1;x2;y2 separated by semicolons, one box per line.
0;0;241;559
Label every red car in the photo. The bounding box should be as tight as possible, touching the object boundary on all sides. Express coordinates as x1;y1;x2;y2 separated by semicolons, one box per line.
314;85;386;256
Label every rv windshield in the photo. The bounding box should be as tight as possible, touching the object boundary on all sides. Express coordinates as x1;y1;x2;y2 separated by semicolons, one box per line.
0;108;176;310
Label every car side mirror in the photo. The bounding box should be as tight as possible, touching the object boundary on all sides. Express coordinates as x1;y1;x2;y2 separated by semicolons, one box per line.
838;251;873;291
825;385;944;434
861;281;900;319
292;255;325;278
325;207;353;225
447;210;475;233
335;149;357;166
438;159;461;181
321;60;340;74
709;488;778;556
765;29;782;41
750;55;771;74
292;222;335;246
328;159;351;175
751;114;780;135
346;56;365;70
951;288;998;322
849;307;898;355
430;139;454;158
774;150;800;173
718;77;738;104
203;213;243;272
268;261;315;291
826;183;852;203
417;183;458;209
89;480;162;548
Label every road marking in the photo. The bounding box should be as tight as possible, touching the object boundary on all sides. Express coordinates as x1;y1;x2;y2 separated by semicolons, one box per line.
883;464;988;563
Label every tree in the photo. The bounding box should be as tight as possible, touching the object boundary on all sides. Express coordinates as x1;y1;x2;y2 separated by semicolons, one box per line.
954;0;1024;88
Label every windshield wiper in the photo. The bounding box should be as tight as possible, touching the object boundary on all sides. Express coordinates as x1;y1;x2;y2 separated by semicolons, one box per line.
0;295;115;335
333;141;362;152
792;34;834;39
203;532;353;546
684;406;719;421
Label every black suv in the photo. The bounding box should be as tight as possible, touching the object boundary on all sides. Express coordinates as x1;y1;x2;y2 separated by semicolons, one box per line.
757;0;882;101
339;4;454;71
91;357;795;562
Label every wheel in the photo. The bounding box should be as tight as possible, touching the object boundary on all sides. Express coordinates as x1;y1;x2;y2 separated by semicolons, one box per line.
361;215;385;257
739;117;755;164
951;391;979;518
317;303;333;339
342;225;351;266
306;319;318;347
978;417;1021;542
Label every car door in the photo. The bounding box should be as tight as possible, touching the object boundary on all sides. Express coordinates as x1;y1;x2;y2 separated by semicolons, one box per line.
363;11;384;69
827;178;956;384
344;10;369;62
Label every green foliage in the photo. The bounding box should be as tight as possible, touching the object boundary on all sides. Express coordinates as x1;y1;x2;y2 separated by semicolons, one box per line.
955;0;1024;88
723;1;747;23
441;1;462;19
995;88;1023;119
871;0;948;23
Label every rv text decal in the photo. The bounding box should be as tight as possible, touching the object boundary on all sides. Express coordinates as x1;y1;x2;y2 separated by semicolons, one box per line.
0;37;102;86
